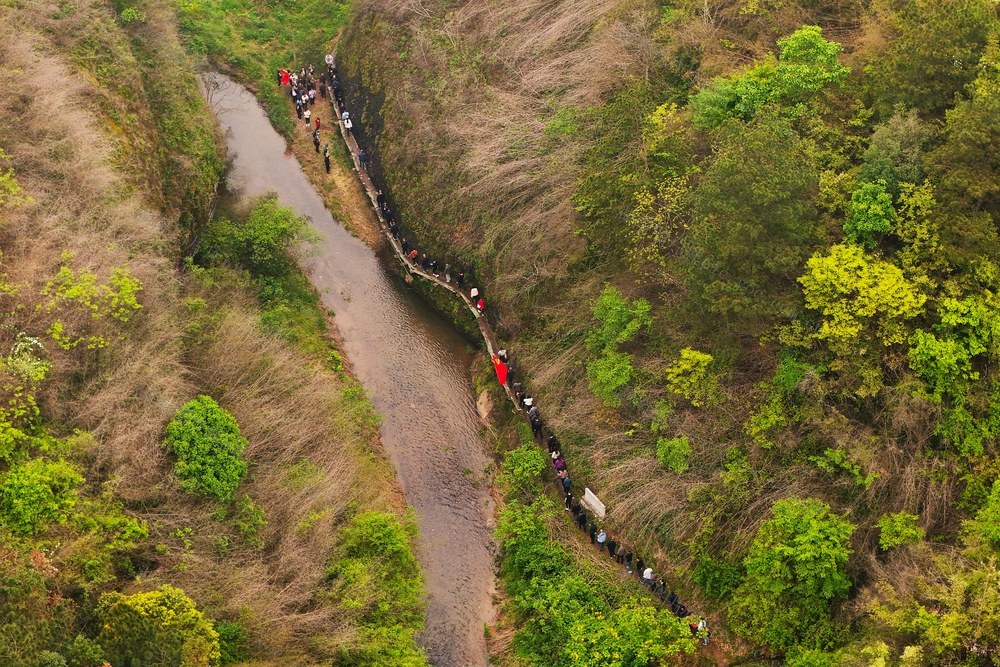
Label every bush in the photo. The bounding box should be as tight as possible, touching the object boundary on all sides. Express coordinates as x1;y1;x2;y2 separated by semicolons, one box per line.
692;554;744;601
164;395;248;503
199;197;313;278
586;350;635;407
97;585;220;666
656;436;691;473
665;348;716;407
498;445;547;499
585;287;651;407
325;512;425;662
0;458;83;535
728;498;854;651
214;619;250;665
973;480;1000;549
876;512;925;551
231;494;266;549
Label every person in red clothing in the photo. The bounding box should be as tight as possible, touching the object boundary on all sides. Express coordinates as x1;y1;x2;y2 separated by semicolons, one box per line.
476;297;486;314
315;118;321;131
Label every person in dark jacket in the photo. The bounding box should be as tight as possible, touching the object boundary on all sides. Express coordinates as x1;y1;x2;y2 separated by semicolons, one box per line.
564;492;573;511
376;189;387;210
577;510;588;531
607;537;618;559
547;435;560;453
588;522;597;544
635;557;645;578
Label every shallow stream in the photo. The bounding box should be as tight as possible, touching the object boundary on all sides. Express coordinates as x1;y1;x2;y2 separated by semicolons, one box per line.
204;72;495;666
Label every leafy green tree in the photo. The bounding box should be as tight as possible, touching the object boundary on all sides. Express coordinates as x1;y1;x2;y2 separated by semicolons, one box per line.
562;605;696;666
656;436;691;473
199;196;314;277
690;26;849;128
0;458;83;535
684;114;820;324
973;479;1000;549
498;444;548;499
908;330;976;400
798;243;926;361
858;110;932;198
665;348;716;407
585;287;651;407
164;395;248;502
97;584;220;666
844;181;896;248
866;0;993;117
928;34;1000;216
876;512;925;551
729;498;854;652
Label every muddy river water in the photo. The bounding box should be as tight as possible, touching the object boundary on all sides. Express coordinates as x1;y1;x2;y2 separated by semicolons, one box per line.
204;73;495;666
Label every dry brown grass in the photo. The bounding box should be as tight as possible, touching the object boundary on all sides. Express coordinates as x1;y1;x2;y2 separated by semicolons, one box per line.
0;1;402;659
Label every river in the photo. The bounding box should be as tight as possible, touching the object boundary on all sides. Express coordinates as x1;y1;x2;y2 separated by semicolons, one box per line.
203;72;495;666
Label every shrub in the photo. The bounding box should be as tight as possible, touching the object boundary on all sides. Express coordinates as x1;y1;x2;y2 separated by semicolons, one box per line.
586;350;635;407
973;480;1000;549
665;348;716;407
0;458;83;535
728;498;854;651
656;436;691;473
498;444;547;499
692;554;744;601
844;181;896;248
231;494;266;549
164;395;248;502
199;197;314;278
876;512;924;551
97;585;220;666
908;330;976;400
214;619;250;665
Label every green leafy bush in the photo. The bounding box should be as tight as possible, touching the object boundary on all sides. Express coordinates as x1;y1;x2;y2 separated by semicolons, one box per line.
0;458;83;535
728;498;854;652
164;395;248;503
231;494;266;549
844;181;896;248
585;287;651;407
876;512;924;551
214;619;250;665
665;348;716;407
692;554;744;601
325;512;427;665
972;480;1000;549
690;25;848;127
199;196;314;278
97;585;220;666
656;436;691;473
498;444;548;499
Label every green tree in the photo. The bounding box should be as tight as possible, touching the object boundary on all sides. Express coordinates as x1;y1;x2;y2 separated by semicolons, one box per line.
199;196;314;277
0;458;83;535
973;479;1000;549
164;395;248;503
799;243;926;356
585;287;651;407
866;0;994;117
562;605;697;666
665;348;717;407
656;436;692;473
844;181;896;248
690;25;849;128
729;498;855;652
858;110;932;198
876;512;925;551
684;114;820;324
97;585;220;666
927;34;1000;217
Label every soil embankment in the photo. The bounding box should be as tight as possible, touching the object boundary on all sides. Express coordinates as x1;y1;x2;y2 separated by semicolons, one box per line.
205;72;495;666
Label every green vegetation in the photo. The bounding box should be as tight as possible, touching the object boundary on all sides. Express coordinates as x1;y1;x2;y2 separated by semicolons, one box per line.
1;0;424;662
165;395;249;503
585;287;651;406
324;512;427;665
496;443;697;665
655;436;691;474
97;585;221;666
876;512;924;551
729;498;854;652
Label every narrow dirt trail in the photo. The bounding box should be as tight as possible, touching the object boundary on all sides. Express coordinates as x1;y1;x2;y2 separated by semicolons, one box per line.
204;72;495;667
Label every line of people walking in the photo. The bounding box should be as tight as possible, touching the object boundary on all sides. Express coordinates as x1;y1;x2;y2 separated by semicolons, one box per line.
279;55;709;645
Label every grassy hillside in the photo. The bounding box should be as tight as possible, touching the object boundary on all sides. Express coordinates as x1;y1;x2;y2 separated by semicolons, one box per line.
338;0;1000;663
0;0;425;663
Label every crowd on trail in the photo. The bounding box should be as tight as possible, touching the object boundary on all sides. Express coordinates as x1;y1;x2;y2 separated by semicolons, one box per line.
278;55;709;646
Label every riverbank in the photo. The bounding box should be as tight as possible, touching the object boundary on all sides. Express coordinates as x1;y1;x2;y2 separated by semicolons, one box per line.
205;73;497;666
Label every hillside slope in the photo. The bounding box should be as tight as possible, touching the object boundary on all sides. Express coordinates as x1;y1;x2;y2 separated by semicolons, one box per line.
0;0;426;663
339;0;1000;662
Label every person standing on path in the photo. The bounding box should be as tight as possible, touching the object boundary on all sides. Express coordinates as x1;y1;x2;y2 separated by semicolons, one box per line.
315;117;321;131
323;145;331;174
596;529;607;551
304;108;311;125
358;149;368;171
607;537;618;559
588;521;597;544
312;129;321;153
376;189;387;211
